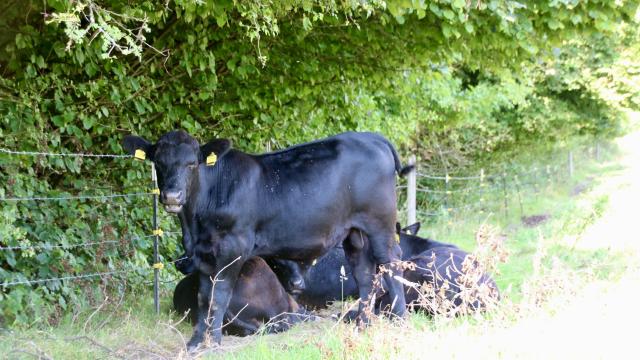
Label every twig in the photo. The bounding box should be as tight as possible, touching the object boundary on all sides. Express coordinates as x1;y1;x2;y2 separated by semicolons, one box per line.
65;336;124;359
83;296;109;333
205;256;243;327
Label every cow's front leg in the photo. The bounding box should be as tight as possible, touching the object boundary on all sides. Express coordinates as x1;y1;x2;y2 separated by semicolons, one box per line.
187;254;245;350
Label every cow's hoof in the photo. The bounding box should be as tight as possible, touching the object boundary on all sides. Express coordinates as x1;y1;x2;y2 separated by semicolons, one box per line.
186;334;204;353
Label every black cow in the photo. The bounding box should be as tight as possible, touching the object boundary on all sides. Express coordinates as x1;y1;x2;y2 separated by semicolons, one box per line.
173;257;312;336
269;223;430;309
379;223;500;314
123;131;410;349
395;222;457;259
378;246;500;314
275;222;499;314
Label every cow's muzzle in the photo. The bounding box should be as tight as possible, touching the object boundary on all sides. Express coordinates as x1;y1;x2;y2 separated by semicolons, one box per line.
161;190;184;213
289;278;306;295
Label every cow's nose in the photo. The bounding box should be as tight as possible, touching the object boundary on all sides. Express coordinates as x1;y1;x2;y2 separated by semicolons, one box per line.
291;278;305;291
161;190;184;204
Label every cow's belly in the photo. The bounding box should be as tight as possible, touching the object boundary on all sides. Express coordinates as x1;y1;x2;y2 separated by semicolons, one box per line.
252;223;351;261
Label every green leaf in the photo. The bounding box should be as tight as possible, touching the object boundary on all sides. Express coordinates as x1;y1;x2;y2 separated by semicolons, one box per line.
443;9;455;20
464;22;474;33
451;0;466;9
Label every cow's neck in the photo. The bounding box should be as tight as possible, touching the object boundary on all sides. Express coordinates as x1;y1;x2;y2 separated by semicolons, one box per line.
192;152;246;211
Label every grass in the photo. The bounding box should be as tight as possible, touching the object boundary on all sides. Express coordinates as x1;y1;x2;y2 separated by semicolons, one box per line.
0;135;636;359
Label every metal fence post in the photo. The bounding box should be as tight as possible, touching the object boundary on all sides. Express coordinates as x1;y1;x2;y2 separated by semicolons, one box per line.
151;162;160;315
407;155;417;225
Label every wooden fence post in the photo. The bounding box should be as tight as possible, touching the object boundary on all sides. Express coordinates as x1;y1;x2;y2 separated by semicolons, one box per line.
478;168;485;215
444;173;450;212
502;170;508;222
568;151;574;178
407;155;417;225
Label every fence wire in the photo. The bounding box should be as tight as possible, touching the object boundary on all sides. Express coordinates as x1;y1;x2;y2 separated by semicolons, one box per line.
417;173;483;181
0;240;120;251
0;192;154;202
1;269;131;287
0;148;131;158
1;251;187;287
0;231;181;252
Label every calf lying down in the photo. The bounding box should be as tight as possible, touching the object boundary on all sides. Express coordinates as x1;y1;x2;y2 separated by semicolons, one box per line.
378;246;500;314
272;223;499;314
173;257;313;336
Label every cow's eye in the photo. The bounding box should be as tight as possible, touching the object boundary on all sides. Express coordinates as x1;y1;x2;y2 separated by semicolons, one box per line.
187;163;197;170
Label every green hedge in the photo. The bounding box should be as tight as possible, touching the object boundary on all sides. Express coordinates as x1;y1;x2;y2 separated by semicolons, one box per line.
0;0;638;326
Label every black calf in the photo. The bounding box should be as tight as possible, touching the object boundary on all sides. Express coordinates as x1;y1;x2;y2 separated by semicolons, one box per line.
379;246;500;314
173;257;311;336
275;222;499;314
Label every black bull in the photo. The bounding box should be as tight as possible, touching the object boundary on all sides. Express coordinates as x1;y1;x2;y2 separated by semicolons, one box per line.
123;131;412;349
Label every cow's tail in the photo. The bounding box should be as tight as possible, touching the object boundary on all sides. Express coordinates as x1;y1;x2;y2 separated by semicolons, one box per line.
383;138;415;177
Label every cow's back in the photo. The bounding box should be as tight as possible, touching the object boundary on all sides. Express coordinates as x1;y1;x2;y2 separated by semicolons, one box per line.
248;132;400;259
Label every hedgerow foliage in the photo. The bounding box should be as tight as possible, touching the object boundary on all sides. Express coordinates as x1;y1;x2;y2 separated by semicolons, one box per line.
1;0;638;326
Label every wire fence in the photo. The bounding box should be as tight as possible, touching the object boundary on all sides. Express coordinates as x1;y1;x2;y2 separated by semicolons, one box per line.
404;143;606;223
0;141;608;316
0;147;181;315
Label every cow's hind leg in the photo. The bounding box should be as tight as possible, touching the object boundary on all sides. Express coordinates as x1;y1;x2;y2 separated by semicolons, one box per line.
343;230;376;325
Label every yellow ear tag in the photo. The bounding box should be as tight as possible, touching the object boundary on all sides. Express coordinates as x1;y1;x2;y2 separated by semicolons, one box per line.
395;234;400;243
206;153;217;166
134;149;146;160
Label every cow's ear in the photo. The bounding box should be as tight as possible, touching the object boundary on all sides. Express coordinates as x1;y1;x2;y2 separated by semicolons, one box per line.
402;222;421;236
123;135;153;161
395;222;402;234
200;139;232;164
